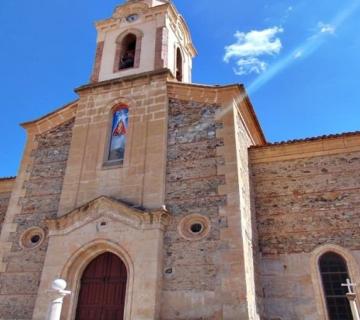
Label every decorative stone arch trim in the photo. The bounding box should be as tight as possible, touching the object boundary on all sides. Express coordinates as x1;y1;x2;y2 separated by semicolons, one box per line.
60;239;134;320
113;28;144;72
310;244;360;320
103;97;137;114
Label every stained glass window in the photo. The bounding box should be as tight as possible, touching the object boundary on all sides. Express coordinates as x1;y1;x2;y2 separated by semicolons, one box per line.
108;105;129;162
319;252;353;320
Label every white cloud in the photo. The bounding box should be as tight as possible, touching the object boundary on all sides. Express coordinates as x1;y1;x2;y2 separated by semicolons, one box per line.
294;50;303;59
233;57;267;75
224;27;284;75
318;22;336;34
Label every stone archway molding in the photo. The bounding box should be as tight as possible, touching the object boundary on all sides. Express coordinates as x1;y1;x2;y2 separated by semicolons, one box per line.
46;195;170;236
60;238;134;320
39;195;170;320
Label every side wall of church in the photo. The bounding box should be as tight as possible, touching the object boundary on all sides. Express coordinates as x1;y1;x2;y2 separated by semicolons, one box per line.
0;193;10;231
162;98;226;319
0;119;74;320
0;179;14;234
251;142;360;320
162;84;264;320
234;111;262;319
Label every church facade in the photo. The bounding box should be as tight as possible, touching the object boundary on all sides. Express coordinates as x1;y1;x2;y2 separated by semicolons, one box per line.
0;1;359;319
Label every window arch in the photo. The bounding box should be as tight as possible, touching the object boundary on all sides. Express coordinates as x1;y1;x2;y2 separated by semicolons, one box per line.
114;30;143;73
108;104;129;162
319;252;353;320
176;47;183;82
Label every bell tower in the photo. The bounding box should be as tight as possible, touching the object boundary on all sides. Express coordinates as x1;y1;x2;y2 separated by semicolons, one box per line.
91;0;197;83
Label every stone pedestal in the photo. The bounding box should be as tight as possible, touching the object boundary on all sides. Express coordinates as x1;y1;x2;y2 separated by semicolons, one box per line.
346;293;360;320
47;280;71;320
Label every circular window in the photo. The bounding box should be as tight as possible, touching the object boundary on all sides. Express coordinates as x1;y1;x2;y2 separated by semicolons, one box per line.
20;227;45;250
126;14;139;23
190;223;203;233
178;214;211;241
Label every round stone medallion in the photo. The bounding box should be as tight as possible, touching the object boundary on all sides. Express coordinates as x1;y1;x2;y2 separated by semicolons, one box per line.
20;227;45;250
178;214;211;241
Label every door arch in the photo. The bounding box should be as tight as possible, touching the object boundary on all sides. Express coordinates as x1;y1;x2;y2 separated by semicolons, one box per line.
76;252;127;320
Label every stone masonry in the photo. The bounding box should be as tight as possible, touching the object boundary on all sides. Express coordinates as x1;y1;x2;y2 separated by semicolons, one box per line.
250;140;360;319
0;119;74;320
252;150;360;255
2;0;360;318
0;191;11;233
162;98;226;319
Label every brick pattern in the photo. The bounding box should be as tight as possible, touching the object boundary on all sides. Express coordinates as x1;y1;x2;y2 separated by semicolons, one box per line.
154;27;168;69
0;192;11;233
91;41;104;83
0;119;74;320
162;98;226;318
252;151;360;254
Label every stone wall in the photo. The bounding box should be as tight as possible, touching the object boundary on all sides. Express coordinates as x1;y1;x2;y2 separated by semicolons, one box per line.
0;119;74;319
234;111;261;319
251;146;360;319
58;71;169;215
0;192;11;233
162;98;226;319
252;150;360;254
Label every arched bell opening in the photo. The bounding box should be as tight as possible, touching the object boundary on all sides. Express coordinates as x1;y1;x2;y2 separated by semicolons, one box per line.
176;47;183;82
119;34;137;70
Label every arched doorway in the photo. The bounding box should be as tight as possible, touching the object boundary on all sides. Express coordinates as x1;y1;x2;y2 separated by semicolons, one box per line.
76;252;127;320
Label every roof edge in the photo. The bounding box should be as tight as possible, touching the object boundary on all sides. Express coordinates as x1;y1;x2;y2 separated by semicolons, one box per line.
167;81;267;145
75;68;172;93
0;176;16;181
250;131;360;149
20;99;78;128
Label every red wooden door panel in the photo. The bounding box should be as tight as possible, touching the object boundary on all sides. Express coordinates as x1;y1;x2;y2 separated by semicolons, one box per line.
76;252;127;320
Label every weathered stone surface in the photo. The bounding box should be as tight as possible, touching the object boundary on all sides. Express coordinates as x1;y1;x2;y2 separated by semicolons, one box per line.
0;119;74;320
252;151;360;255
0;192;11;232
162;98;226;319
0;295;37;320
0;272;41;295
258;253;321;320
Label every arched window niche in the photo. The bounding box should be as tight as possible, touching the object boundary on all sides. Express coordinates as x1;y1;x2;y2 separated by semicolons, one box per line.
311;244;360;320
114;30;143;73
106;104;129;165
176;47;183;82
319;252;352;319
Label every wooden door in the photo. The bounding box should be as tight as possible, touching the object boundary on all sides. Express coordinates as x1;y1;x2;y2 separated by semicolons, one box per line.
76;252;127;320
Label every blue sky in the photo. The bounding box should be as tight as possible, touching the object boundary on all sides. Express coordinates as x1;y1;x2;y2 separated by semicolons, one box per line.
0;0;359;177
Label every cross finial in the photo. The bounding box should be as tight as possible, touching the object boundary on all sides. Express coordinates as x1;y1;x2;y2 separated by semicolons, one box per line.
342;278;357;294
